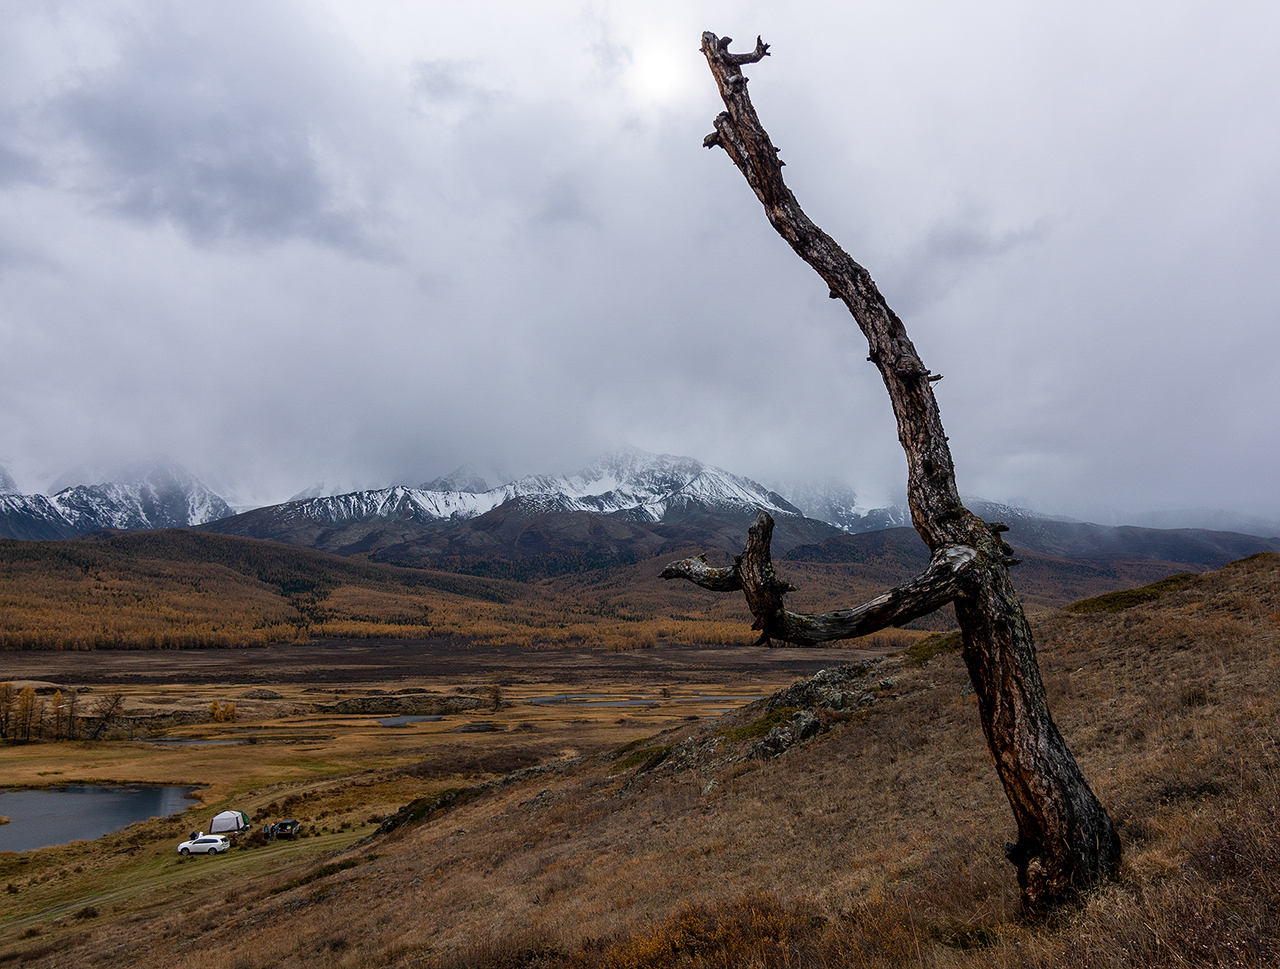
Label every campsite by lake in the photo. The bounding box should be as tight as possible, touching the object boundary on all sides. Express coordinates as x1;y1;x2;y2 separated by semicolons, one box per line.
0;636;868;947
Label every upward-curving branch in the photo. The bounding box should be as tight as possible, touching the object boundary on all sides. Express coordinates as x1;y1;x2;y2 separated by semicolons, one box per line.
661;511;978;647
661;32;1121;911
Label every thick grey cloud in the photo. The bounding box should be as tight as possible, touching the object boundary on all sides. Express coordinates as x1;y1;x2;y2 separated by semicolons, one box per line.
46;2;391;253
0;0;1277;523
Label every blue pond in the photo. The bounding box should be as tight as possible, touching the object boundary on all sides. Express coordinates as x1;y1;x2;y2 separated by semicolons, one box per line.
379;715;444;727
0;784;198;854
525;694;762;707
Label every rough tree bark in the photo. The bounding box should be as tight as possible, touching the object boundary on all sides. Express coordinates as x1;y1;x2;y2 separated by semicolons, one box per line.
662;32;1121;910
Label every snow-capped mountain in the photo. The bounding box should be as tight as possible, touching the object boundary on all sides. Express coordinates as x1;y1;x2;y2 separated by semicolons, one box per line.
279;449;804;528
52;463;233;531
2;449;821;545
195;449;841;561
0;465;18;494
771;479;914;534
0;493;74;540
421;465;504;494
0;461;233;540
7;450;1278;573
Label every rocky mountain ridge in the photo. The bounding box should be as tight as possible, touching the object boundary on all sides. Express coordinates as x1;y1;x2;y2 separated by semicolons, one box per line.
281;450;805;527
0;462;232;541
2;453;1277;573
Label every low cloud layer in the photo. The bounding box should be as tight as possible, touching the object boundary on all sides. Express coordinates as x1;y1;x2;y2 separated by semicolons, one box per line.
1;0;1277;522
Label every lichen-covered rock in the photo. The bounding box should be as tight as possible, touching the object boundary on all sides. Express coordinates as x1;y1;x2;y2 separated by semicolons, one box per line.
751;709;827;758
766;662;881;713
606;660;899;793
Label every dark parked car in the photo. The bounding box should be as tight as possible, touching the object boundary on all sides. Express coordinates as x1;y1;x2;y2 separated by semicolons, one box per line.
274;819;301;839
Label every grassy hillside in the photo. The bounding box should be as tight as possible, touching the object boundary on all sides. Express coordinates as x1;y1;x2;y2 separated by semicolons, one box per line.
0;531;525;650
0;531;919;653
0;532;793;653
2;553;1277;967
2;526;1206;655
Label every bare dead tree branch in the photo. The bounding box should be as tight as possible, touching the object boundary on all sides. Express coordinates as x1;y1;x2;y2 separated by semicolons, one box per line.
661;31;1121;911
88;692;125;741
662;511;977;646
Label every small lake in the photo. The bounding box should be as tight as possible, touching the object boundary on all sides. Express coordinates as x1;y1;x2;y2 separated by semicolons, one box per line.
379;715;444;727
524;694;763;707
0;784;198;854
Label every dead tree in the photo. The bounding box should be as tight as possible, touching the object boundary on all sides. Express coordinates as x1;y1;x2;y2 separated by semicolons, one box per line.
662;32;1121;910
88;692;125;740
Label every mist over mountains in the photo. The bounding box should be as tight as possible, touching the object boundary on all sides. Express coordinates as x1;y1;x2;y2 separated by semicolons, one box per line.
0;461;232;541
1;451;1277;572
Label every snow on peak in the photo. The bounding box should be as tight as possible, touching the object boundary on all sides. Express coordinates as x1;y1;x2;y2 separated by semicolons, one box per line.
45;459;234;530
420;465;493;494
284;449;805;528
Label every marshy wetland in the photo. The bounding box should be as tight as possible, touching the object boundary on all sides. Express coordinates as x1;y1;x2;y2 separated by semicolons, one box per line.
0;638;863;953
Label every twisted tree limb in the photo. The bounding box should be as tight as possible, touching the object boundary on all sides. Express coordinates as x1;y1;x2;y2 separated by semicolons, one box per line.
661;511;977;646
661;32;1121;911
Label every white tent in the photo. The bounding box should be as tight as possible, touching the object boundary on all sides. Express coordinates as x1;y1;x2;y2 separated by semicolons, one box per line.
209;809;249;834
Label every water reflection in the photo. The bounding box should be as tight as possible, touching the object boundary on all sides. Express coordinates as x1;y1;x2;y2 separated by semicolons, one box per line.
524;694;762;706
379;715;444;727
0;785;198;854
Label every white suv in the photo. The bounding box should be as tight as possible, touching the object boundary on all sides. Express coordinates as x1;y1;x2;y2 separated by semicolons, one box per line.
178;835;230;855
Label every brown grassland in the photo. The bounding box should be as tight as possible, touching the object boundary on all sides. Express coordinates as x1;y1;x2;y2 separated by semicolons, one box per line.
1;551;1278;967
1;529;1184;656
0;532;922;652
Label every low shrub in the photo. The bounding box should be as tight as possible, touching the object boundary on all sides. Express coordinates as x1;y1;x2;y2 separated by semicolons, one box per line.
614;745;672;772
905;630;962;666
720;707;798;743
1064;573;1199;614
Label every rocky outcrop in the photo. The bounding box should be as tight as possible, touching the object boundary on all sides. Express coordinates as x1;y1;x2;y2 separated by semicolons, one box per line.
750;708;827;758
614;660;892;795
763;663;883;715
372;661;894;842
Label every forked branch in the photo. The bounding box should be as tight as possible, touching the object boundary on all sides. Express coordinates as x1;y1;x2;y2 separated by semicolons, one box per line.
722;34;770;66
662;511;976;646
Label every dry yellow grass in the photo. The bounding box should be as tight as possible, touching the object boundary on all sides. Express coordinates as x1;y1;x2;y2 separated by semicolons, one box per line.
0;532;980;655
2;554;1277;968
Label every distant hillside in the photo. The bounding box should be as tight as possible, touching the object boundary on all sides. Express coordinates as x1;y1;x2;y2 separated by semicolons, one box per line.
789;516;1280;570
9;511;1275;653
0;531;526;650
205;494;1280;593
6;450;1275;580
1;530;799;652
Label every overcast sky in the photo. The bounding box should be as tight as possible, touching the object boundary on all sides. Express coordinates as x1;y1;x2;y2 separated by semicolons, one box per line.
1;1;1277;520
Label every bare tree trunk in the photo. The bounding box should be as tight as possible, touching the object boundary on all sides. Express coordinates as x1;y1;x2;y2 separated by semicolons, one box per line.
663;33;1121;910
0;681;13;739
88;692;124;741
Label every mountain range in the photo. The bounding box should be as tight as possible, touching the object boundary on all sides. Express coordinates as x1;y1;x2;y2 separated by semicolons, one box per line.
198;450;844;565
0;461;232;541
2;451;1277;575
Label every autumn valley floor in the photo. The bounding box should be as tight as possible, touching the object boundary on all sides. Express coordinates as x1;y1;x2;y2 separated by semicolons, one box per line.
2;555;1279;968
